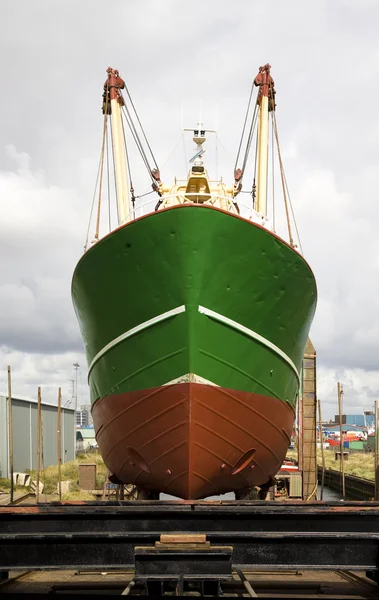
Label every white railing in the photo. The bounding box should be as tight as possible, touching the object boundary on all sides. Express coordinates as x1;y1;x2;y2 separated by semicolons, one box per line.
130;193;272;230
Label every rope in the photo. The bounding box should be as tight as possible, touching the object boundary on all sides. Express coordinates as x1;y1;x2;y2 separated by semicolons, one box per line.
272;110;295;248
106;120;111;233
95;109;108;240
84;150;102;252
283;169;304;255
109;116;119;224
251;127;259;209
124;86;159;170
241;104;259;176
234;81;255;171
271;112;276;232
215;133;219;180
160;135;185;170
305;480;318;502
121;105;155;182
134;190;155;200
121;115;136;216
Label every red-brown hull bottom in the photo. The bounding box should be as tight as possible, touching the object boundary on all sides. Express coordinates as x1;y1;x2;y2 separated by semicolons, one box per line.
92;383;295;500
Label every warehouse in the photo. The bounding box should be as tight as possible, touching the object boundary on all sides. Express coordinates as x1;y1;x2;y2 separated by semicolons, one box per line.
0;393;75;479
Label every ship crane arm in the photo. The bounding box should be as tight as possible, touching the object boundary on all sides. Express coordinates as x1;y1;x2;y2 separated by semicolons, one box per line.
101;67;164;221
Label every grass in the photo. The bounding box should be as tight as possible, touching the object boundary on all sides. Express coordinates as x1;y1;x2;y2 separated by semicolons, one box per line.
0;451;108;499
2;448;375;500
286;448;375;481
38;451;108;495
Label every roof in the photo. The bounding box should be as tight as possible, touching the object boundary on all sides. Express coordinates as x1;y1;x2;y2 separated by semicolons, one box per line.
0;393;75;412
77;428;96;439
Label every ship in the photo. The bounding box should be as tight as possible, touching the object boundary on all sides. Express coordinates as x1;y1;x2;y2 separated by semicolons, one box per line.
71;64;317;500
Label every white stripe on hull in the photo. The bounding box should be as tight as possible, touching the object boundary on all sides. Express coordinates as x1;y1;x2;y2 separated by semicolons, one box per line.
88;304;299;385
198;305;300;383
88;305;186;376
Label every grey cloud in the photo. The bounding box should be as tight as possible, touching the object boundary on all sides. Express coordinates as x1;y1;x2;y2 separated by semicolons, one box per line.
1;0;379;408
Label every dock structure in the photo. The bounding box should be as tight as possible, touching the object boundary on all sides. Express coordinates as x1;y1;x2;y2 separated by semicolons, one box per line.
0;500;379;595
299;338;318;500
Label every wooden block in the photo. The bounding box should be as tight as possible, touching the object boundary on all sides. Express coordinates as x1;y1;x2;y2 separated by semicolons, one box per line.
155;541;211;549
160;534;206;544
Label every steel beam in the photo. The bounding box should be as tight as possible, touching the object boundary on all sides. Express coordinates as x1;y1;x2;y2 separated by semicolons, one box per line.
0;501;379;574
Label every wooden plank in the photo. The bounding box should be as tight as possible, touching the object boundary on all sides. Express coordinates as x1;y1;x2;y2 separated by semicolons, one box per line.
160;534;206;544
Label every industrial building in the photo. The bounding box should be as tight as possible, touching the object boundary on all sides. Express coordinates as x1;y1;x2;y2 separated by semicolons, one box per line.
0;393;75;479
76;427;97;452
333;412;375;427
76;406;92;427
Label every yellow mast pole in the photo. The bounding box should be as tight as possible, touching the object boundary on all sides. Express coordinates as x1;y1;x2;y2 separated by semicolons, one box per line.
254;64;275;216
105;67;130;225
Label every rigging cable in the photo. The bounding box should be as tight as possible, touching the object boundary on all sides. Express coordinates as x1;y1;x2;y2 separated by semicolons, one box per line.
241;104;259;176
84;149;102;252
160;135;185;171
109;114;120;224
234;81;255;171
120;89;159;183
216;133;219;181
121;115;136;218
134;190;155;200
283;169;304;255
272;108;303;254
123;86;160;171
271;112;276;232
251;126;259;209
94;86;109;241
121;104;156;182
272;110;295;248
106;120;112;233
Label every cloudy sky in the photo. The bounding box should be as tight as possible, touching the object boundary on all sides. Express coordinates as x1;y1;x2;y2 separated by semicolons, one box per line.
1;0;378;419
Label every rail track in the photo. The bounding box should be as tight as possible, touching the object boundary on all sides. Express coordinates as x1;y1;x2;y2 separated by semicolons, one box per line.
0;568;377;597
0;492;34;506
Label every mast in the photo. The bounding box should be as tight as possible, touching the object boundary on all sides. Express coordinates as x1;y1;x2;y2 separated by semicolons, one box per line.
103;67;131;225
254;64;275;216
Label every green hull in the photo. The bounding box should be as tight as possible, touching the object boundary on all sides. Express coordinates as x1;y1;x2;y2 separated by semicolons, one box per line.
72;205;317;407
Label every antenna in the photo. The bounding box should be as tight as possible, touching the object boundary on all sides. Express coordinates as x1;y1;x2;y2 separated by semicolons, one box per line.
180;100;184;131
66;379;74;407
73;363;80;412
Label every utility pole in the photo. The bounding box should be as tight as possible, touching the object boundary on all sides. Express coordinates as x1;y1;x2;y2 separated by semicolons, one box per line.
36;387;42;504
318;399;326;501
73;363;80;458
338;382;345;500
7;366;14;504
375;400;379;500
57;387;62;501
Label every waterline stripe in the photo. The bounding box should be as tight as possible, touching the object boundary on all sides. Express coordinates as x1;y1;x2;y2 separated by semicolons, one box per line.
198;305;300;383
88;305;186;378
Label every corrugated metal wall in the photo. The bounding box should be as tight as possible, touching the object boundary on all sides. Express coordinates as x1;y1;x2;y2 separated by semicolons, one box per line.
0;395;75;479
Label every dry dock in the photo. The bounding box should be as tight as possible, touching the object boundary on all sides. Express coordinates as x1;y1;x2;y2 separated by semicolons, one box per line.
1;500;379;597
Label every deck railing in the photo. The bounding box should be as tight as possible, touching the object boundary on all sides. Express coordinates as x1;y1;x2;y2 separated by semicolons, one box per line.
131;193;271;230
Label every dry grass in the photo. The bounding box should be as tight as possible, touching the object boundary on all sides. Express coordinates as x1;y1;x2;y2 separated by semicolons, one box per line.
61;490;98;501
26;451;107;496
286;448;375;481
